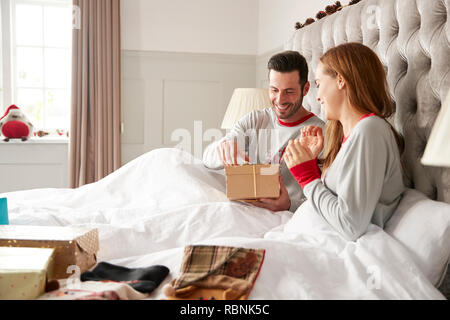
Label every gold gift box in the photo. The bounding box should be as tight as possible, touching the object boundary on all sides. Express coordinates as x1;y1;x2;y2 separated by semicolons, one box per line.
0;225;98;280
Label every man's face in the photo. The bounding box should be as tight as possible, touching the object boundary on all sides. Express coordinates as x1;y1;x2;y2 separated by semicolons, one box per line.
269;70;306;120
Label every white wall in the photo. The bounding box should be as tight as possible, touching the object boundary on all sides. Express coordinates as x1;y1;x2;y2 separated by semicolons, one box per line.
257;0;351;55
121;0;259;55
255;1;353;91
121;0;347;56
120;0;260;164
121;51;256;164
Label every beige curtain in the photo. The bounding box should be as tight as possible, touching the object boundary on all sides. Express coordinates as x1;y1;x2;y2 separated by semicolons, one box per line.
70;0;121;188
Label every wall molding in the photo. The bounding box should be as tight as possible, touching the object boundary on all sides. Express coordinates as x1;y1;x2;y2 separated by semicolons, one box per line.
123;50;257;65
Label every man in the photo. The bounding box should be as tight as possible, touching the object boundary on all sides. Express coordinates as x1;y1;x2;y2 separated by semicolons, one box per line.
203;51;325;212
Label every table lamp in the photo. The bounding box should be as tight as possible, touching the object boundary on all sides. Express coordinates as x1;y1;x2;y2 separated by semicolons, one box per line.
421;88;450;167
221;88;272;130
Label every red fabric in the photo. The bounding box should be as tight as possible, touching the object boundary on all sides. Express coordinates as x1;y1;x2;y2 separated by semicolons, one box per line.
278;112;315;127
0;105;19;121
289;159;322;189
1;121;30;138
342;113;376;144
360;113;376;121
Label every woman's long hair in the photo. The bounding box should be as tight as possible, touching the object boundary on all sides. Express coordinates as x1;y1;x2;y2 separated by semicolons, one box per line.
319;42;405;173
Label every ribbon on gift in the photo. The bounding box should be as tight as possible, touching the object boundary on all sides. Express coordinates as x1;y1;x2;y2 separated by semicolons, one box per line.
252;165;257;199
242;162;257;199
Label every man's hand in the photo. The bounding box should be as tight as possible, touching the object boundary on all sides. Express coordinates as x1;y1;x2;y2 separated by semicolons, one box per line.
299;126;324;159
284;139;315;169
217;140;250;166
251;176;291;212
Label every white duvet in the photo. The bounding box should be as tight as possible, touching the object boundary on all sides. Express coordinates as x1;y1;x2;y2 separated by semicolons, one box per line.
2;148;445;299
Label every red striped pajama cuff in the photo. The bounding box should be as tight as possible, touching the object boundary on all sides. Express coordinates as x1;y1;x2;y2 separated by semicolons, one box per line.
289;159;321;189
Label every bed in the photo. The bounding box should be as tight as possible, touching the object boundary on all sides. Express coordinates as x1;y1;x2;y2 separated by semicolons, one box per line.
2;0;450;300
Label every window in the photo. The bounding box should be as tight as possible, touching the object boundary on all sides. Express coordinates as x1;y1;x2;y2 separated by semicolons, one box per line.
0;1;4;111
1;0;72;134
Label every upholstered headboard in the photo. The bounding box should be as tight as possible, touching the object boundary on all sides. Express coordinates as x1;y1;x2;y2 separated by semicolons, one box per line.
285;0;450;204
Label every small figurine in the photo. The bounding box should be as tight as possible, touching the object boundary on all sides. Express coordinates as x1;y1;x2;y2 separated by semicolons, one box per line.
0;105;34;142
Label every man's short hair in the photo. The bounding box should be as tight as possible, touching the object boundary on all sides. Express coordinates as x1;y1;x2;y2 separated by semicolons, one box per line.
267;51;309;86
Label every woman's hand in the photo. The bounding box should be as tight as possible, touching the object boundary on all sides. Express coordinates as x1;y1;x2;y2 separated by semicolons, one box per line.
284;139;315;169
299;126;324;159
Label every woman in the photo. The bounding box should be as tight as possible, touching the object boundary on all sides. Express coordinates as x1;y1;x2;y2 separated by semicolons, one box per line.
284;43;405;241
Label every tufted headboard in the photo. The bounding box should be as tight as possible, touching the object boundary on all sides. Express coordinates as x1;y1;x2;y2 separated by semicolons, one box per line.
285;0;450;204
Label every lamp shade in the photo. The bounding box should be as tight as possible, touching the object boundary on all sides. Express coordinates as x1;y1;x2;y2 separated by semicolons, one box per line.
421;88;450;167
221;88;272;129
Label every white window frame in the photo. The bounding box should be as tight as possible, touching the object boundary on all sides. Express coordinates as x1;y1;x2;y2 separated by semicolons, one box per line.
1;0;13;109
0;1;2;110
1;0;72;132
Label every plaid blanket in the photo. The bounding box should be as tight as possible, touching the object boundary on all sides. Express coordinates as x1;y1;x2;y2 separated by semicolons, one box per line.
169;245;265;299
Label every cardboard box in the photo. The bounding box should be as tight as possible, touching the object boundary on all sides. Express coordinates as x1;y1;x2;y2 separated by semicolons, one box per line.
225;164;280;201
0;225;98;280
0;247;54;300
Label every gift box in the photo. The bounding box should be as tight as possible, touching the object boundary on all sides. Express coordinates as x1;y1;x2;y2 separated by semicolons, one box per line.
0;247;54;300
0;225;98;280
225;164;280;201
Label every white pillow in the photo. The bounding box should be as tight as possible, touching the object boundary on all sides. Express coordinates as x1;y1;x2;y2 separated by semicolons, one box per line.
385;188;450;286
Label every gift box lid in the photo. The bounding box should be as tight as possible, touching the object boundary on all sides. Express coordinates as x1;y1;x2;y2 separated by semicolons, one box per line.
0;247;54;272
224;164;280;176
0;225;99;255
0;247;54;300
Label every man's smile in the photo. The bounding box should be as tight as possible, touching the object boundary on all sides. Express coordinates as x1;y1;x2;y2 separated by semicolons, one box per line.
275;104;291;112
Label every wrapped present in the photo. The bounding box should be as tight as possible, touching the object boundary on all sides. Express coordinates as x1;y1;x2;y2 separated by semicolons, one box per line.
225;164;280;201
0;225;98;280
0;247;54;300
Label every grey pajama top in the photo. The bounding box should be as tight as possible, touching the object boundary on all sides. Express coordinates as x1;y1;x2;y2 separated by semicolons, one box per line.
300;115;406;241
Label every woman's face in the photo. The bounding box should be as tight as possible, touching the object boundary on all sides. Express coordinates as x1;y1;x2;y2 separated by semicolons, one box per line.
314;62;345;121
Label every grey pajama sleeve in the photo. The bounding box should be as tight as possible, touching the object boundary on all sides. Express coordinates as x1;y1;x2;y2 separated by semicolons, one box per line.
202;111;257;170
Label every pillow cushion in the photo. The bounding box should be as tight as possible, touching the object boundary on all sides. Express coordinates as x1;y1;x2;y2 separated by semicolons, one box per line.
385;188;450;286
